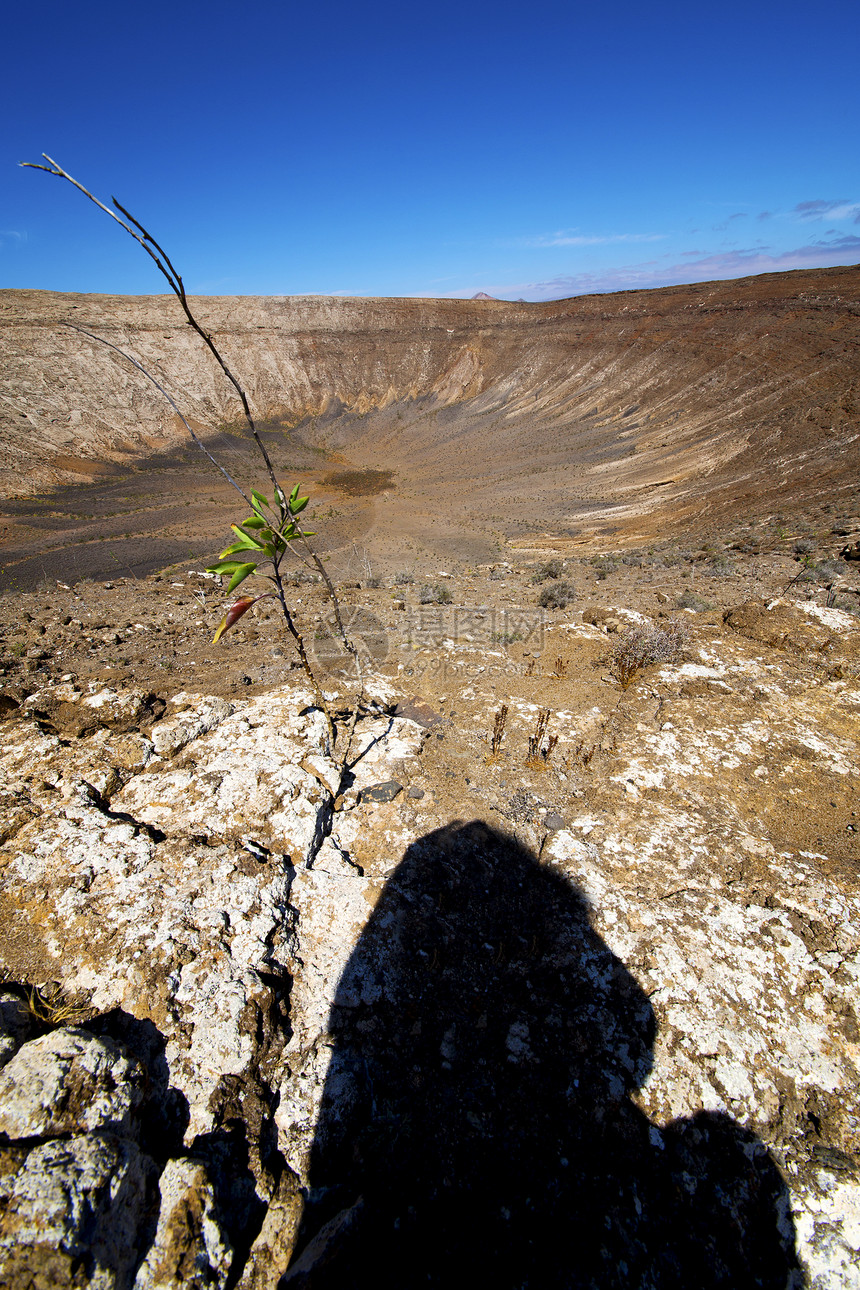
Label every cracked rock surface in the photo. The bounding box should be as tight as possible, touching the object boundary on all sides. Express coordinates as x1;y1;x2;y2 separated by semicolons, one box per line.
0;572;859;1286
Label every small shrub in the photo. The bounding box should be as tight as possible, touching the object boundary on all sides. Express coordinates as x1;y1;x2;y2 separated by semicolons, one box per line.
793;538;816;556
675;590;712;612
610;620;687;690
811;559;845;584
419;583;452;605
537;581;576;609
491;630;523;646
659;548;695;566
393;570;414;586
588;556;619;580
788;557;846;589
531;559;562;584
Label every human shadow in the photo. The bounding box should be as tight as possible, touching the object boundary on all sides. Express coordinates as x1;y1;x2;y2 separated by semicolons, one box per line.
292;821;800;1289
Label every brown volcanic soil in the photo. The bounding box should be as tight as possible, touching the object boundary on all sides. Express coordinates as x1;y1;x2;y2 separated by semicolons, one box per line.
1;264;859;592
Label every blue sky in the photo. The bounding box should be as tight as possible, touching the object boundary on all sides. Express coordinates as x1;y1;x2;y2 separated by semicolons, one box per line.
2;0;858;301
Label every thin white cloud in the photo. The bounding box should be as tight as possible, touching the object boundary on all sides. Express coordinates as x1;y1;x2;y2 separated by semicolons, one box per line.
0;230;27;246
521;230;666;248
794;199;859;221
712;212;749;231
449;234;860;301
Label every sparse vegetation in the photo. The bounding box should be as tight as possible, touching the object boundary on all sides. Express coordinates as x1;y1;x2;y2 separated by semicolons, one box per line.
828;593;860;617
588;556;619;580
491;630;523;646
531;559;562;584
609;620;688;690
489;704;508;755
419;583;452;605
537;581;575;609
785;556;848;593
527;708;558;765
676;590;712;612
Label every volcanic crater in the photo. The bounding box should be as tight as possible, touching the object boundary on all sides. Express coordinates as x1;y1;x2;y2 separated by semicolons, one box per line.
1;267;860;1289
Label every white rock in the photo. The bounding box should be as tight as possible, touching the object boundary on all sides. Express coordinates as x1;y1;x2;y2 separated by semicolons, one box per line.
0;1133;156;1290
0;1028;146;1139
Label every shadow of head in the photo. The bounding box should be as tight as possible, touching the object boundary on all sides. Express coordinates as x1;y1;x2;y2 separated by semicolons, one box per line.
293;821;799;1287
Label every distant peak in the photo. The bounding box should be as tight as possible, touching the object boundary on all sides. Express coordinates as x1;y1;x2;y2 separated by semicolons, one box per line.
471;291;497;300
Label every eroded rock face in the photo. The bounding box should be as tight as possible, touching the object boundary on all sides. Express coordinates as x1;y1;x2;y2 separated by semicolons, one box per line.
133;1159;233;1290
0;1133;156;1290
0;1028;146;1139
0;623;858;1286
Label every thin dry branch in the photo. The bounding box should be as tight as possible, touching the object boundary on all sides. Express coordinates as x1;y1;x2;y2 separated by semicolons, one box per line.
59;322;251;507
24;155;364;764
21;155;281;487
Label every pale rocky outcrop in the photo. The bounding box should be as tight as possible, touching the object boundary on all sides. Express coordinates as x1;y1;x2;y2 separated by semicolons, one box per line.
0;612;859;1286
133;1158;233;1290
0;1133;157;1290
0;1028;146;1139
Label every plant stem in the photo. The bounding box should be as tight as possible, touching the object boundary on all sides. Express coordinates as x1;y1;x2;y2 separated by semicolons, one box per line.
24;155;365;763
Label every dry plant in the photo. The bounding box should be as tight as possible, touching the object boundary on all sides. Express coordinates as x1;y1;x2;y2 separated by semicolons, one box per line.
552;656;569;678
527;708;558;765
23;155;362;766
537;581;576;610
569;739;596;769
490;704;509;755
609;620;687;690
21;982;92;1030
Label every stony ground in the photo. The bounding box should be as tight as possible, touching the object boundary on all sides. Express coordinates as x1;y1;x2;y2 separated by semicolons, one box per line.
1;504;860;1287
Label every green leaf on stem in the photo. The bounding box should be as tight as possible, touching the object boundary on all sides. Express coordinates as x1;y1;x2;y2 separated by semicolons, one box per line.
251;490;270;515
220;541;258;558
206;559;245;575
289;494;309;515
241;514;267;530
229;524;264;550
227;562;258;594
